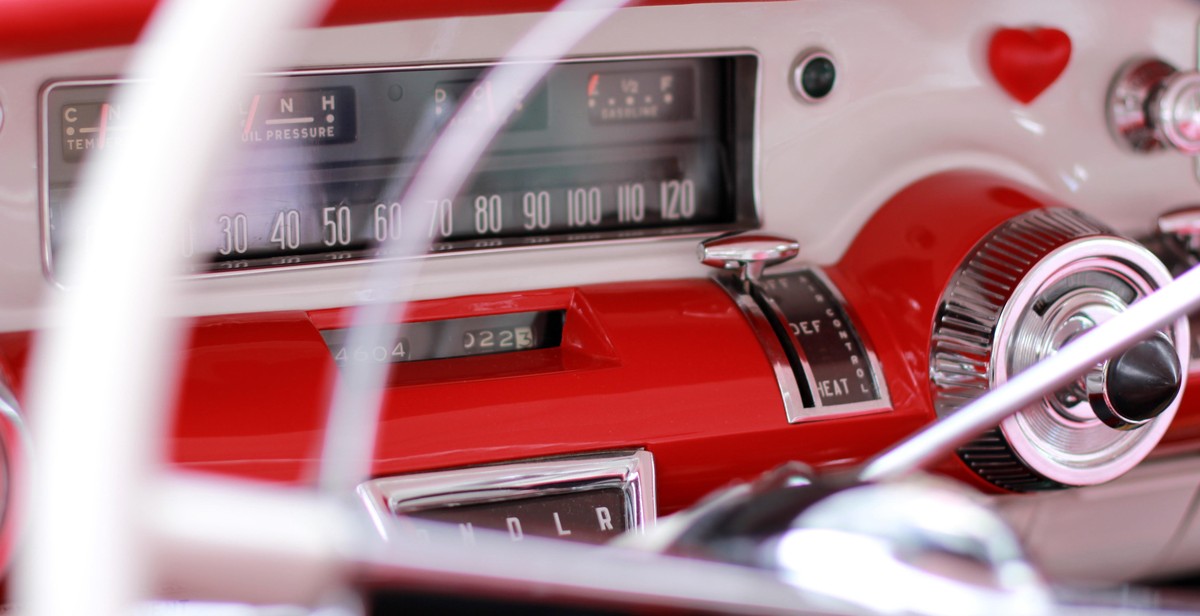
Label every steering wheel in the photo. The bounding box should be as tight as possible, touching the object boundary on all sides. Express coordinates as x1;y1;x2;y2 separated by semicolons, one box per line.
17;1;834;613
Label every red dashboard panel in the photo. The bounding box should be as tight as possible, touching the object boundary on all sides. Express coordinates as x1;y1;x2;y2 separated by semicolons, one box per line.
1;172;1197;516
170;279;933;514
1;279;934;515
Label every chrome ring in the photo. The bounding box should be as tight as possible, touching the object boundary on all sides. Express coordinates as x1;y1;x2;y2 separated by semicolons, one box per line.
931;208;1187;490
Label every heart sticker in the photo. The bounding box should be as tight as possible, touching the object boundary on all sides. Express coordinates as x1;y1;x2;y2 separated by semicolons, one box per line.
987;27;1071;104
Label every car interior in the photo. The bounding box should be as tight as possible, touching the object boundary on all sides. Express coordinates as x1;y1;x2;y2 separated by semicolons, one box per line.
4;0;1200;614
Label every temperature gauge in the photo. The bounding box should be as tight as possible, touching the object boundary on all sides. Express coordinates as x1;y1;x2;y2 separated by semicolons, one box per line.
60;102;125;162
587;68;694;124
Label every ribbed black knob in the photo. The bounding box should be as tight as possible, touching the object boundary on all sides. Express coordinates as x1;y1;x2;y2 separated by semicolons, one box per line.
1090;335;1182;430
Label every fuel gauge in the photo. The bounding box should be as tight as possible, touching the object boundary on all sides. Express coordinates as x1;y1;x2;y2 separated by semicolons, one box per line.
587;68;694;124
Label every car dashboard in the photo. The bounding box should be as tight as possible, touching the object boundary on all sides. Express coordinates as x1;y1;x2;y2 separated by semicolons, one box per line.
4;0;1200;612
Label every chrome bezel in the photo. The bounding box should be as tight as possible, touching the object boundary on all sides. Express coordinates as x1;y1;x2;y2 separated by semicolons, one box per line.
1106;57;1175;153
992;238;1185;486
1154;70;1200;155
790;49;836;104
38;50;763;283
357;450;655;543
0;370;28;575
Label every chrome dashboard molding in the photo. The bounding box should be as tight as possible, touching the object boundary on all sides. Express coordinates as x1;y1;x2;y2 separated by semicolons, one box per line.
0;370;26;575
38;49;762;284
715;265;891;424
713;275;807;421
357;450;655;543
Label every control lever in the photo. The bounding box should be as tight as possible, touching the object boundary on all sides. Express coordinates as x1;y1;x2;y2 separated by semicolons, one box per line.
698;231;800;285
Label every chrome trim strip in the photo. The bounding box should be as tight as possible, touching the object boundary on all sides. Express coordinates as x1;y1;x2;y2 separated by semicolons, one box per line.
750;279;824;411
357;450;655;542
0;370;28;575
713;276;806;421
39;49;762;283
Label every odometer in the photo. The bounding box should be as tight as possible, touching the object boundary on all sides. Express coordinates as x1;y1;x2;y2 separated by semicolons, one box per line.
320;310;565;365
41;54;758;276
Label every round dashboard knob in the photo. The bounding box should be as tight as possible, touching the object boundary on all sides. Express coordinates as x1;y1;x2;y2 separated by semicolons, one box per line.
931;208;1188;491
1088;334;1182;430
1152;70;1200;154
1108;58;1200;154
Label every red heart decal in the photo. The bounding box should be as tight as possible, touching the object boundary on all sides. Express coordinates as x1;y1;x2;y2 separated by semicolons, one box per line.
988;27;1071;104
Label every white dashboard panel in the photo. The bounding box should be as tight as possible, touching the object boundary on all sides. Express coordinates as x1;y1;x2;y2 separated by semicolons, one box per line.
0;0;1197;329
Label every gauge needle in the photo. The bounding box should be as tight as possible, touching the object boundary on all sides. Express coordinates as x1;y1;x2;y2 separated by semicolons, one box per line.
97;103;110;149
588;74;599;97
243;94;260;137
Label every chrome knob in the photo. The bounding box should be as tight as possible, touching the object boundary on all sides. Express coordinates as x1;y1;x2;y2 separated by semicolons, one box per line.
1108;58;1200;154
1154;70;1200;154
1087;333;1182;431
931;208;1188;491
698;232;800;283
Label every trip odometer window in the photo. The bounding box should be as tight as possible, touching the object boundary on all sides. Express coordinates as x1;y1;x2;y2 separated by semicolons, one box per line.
40;54;758;276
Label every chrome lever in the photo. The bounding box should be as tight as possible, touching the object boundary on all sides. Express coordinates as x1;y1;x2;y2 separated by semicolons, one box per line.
698;231;800;284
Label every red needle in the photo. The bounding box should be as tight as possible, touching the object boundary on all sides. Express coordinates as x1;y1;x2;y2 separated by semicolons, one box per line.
97;103;110;149
587;74;599;97
242;94;260;137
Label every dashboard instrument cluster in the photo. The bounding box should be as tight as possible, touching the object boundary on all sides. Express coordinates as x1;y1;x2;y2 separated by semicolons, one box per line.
41;54;757;276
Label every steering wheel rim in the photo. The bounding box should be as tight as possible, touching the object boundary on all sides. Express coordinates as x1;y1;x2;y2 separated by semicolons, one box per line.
18;0;642;612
